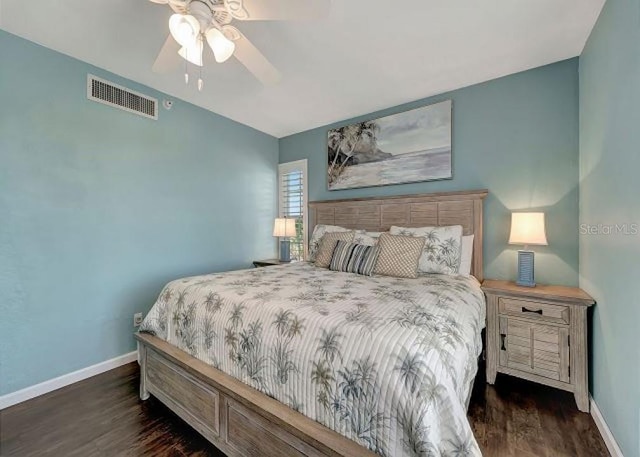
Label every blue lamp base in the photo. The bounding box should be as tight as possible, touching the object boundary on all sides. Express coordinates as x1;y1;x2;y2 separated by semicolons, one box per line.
279;239;291;263
516;250;536;287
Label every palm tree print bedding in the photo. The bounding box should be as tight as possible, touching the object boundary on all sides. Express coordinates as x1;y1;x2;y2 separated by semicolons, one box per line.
140;262;485;456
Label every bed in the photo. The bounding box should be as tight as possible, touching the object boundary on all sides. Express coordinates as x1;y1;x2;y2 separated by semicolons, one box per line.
136;189;488;457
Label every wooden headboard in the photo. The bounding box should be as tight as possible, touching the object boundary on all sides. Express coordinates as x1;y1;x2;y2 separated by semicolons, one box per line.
308;189;489;281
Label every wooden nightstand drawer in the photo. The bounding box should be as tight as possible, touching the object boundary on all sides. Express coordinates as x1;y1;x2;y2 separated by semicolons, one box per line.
499;317;570;382
499;296;570;325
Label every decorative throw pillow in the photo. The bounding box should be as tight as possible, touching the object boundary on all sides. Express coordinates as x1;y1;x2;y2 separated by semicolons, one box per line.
389;225;463;275
458;235;475;276
309;224;351;261
353;230;384;246
373;233;425;279
329;241;380;276
314;231;355;268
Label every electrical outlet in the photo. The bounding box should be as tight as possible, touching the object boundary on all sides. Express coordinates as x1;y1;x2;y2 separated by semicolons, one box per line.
133;312;143;327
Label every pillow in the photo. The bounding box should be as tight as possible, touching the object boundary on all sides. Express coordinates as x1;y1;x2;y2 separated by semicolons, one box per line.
314;231;355;268
309;224;352;261
389;225;463;275
353;230;384;246
373;233;425;279
329;241;380;276
459;235;474;276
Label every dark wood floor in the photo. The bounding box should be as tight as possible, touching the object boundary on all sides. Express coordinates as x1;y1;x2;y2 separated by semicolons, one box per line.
0;362;609;457
467;366;609;457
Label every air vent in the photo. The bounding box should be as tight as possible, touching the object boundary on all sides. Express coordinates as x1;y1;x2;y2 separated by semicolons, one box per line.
87;74;158;120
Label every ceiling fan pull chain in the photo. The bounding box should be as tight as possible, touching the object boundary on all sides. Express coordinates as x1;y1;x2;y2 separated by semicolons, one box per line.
184;48;189;85
198;46;204;91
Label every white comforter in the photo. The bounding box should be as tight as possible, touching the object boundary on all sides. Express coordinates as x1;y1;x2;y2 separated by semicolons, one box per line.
140;262;485;456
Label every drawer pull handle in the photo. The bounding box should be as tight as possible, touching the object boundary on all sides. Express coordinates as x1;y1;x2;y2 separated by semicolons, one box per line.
500;334;506;351
522;307;543;315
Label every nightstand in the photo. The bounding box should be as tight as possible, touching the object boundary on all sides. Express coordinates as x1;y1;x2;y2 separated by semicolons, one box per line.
482;280;595;412
252;259;288;268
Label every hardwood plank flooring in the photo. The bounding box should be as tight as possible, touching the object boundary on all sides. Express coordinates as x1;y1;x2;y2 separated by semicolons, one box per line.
0;362;609;456
468;365;610;456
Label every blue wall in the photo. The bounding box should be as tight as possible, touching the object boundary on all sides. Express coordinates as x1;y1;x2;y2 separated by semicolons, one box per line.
579;0;640;455
0;31;279;395
280;59;580;286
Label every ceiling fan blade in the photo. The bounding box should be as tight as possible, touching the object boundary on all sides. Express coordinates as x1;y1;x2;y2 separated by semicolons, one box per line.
152;35;181;73
148;0;187;13
227;0;330;21
233;32;281;86
167;0;189;13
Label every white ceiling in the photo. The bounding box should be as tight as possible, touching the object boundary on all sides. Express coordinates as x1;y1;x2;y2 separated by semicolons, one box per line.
0;0;604;138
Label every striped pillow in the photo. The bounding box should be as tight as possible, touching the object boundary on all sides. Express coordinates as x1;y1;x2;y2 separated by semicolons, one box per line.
314;231;355;268
329;241;380;276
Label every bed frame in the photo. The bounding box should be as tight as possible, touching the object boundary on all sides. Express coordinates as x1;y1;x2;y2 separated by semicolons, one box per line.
136;189;488;457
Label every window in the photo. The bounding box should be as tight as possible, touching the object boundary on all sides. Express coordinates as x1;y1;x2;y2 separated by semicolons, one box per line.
278;160;308;261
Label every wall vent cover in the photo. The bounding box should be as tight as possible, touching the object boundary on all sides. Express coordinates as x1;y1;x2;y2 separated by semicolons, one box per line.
87;74;158;120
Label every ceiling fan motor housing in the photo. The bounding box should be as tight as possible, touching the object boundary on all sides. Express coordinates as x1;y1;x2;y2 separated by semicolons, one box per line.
189;0;232;27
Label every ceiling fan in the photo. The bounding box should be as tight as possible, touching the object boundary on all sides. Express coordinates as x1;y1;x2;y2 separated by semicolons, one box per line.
149;0;330;88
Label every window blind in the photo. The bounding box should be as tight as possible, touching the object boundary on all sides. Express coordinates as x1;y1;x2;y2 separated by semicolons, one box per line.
278;161;307;261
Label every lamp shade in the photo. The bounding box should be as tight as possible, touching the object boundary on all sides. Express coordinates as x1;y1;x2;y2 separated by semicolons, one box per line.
169;14;201;48
509;212;548;246
273;218;297;237
205;28;235;63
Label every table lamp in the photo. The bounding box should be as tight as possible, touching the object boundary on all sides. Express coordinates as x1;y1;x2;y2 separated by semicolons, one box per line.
508;212;548;287
273;217;297;262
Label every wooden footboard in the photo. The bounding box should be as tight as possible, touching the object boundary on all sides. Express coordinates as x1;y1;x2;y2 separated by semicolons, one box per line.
136;333;378;457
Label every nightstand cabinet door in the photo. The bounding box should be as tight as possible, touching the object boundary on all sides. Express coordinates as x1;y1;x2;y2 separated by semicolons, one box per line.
499;317;570;383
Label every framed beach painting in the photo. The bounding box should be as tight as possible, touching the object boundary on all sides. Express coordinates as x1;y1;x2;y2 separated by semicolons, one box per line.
327;100;452;190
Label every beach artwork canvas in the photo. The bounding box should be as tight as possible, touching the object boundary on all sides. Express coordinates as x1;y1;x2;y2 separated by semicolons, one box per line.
327;100;452;190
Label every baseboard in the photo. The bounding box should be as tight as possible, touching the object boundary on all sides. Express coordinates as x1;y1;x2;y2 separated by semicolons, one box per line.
0;351;137;410
591;396;624;457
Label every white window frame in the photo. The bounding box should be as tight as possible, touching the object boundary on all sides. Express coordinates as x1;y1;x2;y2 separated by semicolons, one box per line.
278;159;308;260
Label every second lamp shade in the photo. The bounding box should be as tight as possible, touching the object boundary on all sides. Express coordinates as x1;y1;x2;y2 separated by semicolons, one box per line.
508;212;548;246
273;218;297;237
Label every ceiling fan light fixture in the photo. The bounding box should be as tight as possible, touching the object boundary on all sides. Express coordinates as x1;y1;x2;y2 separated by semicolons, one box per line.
169;13;201;47
205;28;236;63
178;35;204;66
